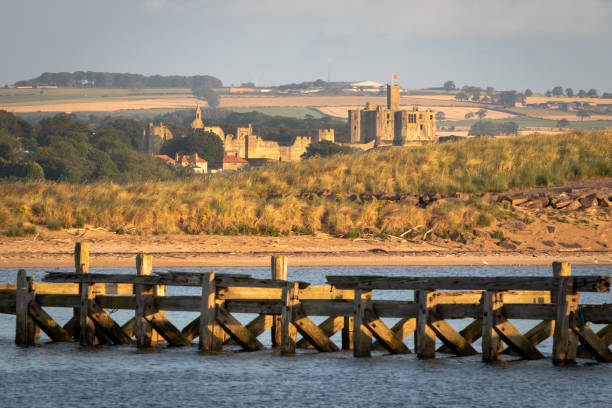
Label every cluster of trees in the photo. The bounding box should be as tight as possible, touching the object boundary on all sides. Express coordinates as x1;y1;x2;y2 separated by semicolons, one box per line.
452;84;525;107
465;109;488;120
301;140;353;159
160;130;224;164
193;86;220;107
543;87;599;98
14;71;222;89
0;110;181;182
468;121;519;136
277;79;328;90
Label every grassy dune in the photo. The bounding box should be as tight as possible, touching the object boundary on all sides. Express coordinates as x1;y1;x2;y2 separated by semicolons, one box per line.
1;131;610;238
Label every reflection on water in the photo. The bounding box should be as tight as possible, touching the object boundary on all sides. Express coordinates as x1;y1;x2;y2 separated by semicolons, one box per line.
0;265;610;407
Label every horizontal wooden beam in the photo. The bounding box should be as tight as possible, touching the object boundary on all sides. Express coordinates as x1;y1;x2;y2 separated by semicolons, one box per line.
44;272;310;289
326;276;610;292
0;294;16;314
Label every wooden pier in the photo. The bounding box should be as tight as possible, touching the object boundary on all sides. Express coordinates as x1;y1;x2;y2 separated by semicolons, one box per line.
0;242;611;365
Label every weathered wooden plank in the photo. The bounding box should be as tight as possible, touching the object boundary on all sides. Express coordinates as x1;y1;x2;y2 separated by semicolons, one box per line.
87;301;133;344
215;305;264;351
582;305;612;324
199;272;219;352
326;275;610;292
553;273;580;365
146;313;192;347
572;324;612;362
494;314;544;360
28;301;72;342
293;307;339;352
482;291;502;362
503;320;554;355
135;253;154;347
226;314;274;346
297;316;343;349
416;290;436;359
353;289;372;357
373;318;415;351
281;282;299;355
122;317;135;338
429;313;477;356
366;315;410;354
45;271;310;289
0;293;16;314
15;269;36;346
63;316;79;339
438;319;482;353
342;316;353;350
271;255;287;348
217;287;282;301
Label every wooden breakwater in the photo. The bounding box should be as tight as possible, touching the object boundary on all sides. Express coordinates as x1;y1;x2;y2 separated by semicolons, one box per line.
0;242;611;365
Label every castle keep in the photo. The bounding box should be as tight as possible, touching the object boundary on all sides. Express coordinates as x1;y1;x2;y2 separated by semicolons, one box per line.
348;85;436;145
143;87;437;164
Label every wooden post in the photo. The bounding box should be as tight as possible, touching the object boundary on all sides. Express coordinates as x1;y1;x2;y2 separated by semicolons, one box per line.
135;253;153;347
482;291;502;362
76;242;95;346
280;281;298;355
15;270;35;346
342;316;354;350
552;262;579;365
271;255;287;348
199;272;219;353
416;290;436;359
353;289;372;357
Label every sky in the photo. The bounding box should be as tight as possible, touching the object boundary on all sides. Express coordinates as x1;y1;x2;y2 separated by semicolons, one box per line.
1;0;612;92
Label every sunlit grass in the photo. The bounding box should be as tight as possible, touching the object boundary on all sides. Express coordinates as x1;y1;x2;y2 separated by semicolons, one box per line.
0;130;610;238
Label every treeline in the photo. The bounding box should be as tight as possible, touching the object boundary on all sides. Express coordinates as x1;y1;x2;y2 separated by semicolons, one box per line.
0;110;185;182
151;109;350;144
14;71;222;89
468;121;519;136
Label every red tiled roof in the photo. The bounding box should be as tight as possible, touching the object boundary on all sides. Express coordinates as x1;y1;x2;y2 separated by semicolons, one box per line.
155;155;175;164
222;155;248;164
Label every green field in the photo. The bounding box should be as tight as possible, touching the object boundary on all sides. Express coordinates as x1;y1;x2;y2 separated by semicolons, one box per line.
227;107;326;119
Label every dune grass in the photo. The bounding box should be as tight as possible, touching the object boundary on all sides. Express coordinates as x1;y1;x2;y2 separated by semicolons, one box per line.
0;130;610;238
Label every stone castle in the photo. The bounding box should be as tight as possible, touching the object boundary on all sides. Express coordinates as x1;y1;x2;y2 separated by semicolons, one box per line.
348;84;436;145
142;86;436;161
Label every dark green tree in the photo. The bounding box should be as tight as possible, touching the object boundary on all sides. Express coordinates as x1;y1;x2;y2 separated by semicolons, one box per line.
565;88;574;98
524;89;533;97
301;140;353;159
576;110;591;121
443;80;456;90
160;130;224;163
552;86;564;96
556;118;570;129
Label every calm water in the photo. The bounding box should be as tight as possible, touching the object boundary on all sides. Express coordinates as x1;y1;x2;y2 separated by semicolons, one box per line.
0;265;610;407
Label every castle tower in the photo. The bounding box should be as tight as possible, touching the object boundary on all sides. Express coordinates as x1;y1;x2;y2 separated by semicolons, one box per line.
387;84;400;110
190;104;204;129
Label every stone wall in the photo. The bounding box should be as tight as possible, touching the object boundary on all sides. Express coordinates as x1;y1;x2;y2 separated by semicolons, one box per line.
141;122;174;154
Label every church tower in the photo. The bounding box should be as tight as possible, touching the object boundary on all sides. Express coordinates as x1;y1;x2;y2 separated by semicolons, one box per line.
190;104;205;129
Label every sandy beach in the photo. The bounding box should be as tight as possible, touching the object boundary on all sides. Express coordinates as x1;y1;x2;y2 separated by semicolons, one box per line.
0;230;609;269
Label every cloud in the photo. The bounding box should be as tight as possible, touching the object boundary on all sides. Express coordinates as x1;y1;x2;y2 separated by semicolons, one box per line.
208;0;612;38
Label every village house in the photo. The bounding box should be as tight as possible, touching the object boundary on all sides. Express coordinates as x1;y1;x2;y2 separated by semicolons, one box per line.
214;154;249;172
154;153;207;174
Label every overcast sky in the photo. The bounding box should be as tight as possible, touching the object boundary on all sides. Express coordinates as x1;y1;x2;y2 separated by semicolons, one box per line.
2;0;611;91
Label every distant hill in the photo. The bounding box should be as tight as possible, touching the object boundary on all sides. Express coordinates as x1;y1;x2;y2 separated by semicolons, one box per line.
14;71;222;89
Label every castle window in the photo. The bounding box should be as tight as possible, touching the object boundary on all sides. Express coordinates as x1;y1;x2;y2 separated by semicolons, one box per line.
420;124;423;130
419;114;423;119
387;113;390;119
430;115;433;120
